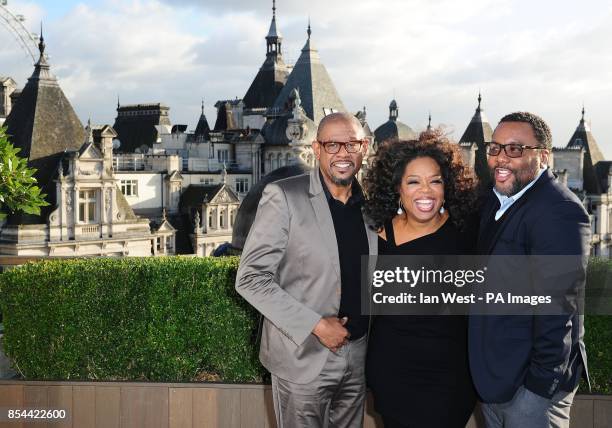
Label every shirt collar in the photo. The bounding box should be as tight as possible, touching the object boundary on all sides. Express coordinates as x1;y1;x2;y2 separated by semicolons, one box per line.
319;170;364;206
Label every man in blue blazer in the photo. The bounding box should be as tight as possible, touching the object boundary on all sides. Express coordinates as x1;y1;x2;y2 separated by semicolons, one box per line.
469;112;591;428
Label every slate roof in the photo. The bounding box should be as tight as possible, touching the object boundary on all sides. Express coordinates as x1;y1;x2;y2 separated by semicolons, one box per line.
179;184;225;208
374;100;416;143
243;62;290;110
266;4;282;39
243;5;289;110
112;103;171;153
194;101;211;140
594;161;612;194
4;36;85;222
271;26;346;125
459;93;493;184
567;108;606;194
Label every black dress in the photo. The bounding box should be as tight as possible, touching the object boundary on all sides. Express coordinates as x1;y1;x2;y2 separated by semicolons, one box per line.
366;219;477;428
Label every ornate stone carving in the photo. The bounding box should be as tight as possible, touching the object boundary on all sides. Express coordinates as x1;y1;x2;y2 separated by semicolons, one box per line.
65;191;73;213
105;189;112;219
286;122;306;142
78;168;94;176
194;211;201;233
216;190;232;203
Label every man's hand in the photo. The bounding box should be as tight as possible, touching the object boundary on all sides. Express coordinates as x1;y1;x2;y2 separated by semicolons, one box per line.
312;317;349;352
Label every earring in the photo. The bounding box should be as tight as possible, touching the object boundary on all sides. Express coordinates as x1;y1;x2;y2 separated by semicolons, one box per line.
439;205;445;214
397;198;404;215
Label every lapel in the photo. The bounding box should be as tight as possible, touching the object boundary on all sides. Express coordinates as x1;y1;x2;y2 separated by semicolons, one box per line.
362;214;378;292
309;169;341;279
484;169;553;254
363;214;378;257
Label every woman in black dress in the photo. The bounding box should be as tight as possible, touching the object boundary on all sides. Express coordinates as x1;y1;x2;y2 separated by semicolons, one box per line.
363;132;479;428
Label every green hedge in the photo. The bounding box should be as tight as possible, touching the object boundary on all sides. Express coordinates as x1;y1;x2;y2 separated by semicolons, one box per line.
581;257;612;394
0;256;610;394
0;257;264;382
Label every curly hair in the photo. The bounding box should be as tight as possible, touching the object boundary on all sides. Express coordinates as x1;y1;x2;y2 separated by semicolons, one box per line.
363;130;478;231
498;111;552;149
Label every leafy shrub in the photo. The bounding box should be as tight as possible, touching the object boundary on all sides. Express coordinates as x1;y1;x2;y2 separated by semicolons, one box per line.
0;256;264;382
0;256;609;393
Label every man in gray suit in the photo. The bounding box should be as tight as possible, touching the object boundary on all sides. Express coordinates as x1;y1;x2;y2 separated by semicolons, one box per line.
236;112;377;427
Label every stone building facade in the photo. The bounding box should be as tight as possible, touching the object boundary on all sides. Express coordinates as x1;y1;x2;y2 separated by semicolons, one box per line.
0;36;175;257
0;76;17;124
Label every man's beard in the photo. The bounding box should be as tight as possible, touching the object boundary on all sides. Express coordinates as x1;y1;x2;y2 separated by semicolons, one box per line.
329;160;356;187
330;175;354;186
489;161;539;197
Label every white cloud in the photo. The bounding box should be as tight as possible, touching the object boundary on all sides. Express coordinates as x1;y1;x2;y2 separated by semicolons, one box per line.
1;0;610;158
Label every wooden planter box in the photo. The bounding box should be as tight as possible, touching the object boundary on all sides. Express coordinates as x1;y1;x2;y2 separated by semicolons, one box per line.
0;380;610;427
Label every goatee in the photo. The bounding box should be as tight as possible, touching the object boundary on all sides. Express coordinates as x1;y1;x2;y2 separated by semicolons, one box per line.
331;176;354;187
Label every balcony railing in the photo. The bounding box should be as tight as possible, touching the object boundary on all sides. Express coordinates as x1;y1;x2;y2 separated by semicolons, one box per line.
81;224;100;235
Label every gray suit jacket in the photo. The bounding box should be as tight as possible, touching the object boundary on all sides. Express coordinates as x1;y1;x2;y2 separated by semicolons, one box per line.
235;168;378;384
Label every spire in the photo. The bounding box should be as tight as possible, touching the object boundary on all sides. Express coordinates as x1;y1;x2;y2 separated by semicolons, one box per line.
117;94;120;109
389;99;398;121
301;18;317;53
459;91;494;185
194;98;211;139
470;91;488;123
567;106;605;193
266;0;282;58
427;112;432;131
31;22;54;82
271;16;346;125
4;27;86;216
38;22;46;62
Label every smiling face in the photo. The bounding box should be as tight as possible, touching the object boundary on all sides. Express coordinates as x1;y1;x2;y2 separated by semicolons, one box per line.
488;121;549;196
313;114;367;189
398;156;445;224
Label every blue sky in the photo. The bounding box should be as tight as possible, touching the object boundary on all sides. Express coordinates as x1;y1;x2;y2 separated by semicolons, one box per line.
1;0;611;158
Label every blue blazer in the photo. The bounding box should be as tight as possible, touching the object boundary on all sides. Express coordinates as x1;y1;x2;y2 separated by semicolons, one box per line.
469;169;591;403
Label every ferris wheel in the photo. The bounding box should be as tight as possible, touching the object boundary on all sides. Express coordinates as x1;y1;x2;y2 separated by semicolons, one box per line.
0;0;41;64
